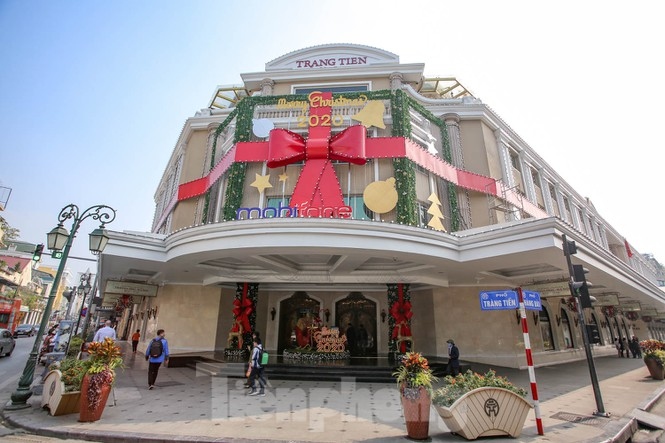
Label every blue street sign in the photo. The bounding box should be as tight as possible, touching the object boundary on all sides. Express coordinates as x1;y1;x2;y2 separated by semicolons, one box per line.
523;290;542;311
479;290;519;311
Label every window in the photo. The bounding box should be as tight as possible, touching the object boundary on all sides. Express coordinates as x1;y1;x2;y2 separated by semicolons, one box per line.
539;309;555;350
416;201;429;228
561;308;574;348
344;196;373;220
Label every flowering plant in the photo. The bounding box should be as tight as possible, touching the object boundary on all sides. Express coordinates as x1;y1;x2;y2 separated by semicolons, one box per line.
393;352;437;399
640;339;665;366
59;358;90;392
433;369;527;407
84;338;123;411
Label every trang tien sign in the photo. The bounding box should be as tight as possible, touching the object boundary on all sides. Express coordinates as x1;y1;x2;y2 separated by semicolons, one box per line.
479;290;519;311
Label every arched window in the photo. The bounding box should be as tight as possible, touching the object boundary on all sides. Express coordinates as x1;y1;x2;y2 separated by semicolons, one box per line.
604;314;614;342
539;308;555;350
561;308;574;348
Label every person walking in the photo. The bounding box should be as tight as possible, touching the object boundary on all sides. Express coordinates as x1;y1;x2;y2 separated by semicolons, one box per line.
93;320;117;342
357;324;368;356
145;329;169;390
247;337;265;396
131;329;141;354
446;338;460;376
345;323;356;356
621;338;629;358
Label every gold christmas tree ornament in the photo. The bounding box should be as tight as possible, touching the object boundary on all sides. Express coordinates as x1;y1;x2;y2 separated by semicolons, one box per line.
351;101;386;129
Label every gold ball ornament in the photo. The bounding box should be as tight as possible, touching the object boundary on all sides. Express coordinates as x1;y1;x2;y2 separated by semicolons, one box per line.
363;178;398;214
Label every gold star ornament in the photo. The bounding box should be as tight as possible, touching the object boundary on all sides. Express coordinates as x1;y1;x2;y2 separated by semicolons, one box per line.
250;173;273;194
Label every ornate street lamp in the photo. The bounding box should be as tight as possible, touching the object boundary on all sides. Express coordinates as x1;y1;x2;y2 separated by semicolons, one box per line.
8;204;116;409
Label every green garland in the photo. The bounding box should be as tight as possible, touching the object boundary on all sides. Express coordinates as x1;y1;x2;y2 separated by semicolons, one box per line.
203;88;460;230
202;109;238;221
390;89;418;226
405;97;460;231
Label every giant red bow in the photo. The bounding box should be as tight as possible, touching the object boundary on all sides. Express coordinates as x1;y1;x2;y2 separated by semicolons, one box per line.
266;92;367;209
232;284;253;332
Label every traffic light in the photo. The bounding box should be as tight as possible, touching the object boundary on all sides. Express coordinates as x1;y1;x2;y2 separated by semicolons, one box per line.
32;243;44;261
573;264;593;309
586;324;601;344
563;239;578;256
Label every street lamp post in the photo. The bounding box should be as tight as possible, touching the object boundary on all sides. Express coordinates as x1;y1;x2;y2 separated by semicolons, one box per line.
7;204;116;409
74;272;92;336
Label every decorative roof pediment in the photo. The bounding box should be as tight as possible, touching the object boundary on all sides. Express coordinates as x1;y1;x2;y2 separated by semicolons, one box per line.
265;44;399;71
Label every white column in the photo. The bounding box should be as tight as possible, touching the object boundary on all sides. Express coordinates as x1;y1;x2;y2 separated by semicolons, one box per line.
260;78;275;96
389;72;404;91
444;113;471;229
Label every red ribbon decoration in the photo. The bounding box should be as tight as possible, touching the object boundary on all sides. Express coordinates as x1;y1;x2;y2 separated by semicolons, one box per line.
266;115;367;208
232;282;253;333
391;284;413;352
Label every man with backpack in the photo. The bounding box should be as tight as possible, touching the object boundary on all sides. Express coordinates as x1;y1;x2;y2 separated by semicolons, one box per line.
247;337;266;396
145;329;169;390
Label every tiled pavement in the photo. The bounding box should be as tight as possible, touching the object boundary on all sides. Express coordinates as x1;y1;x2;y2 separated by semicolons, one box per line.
2;343;665;443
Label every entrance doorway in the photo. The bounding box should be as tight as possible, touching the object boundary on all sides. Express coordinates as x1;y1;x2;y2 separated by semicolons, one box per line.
277;292;320;354
336;292;377;357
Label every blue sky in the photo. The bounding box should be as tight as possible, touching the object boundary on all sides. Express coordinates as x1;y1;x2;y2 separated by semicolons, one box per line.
1;1;664;281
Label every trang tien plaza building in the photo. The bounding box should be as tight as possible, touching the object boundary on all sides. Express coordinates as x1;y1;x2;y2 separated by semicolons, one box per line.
96;44;665;373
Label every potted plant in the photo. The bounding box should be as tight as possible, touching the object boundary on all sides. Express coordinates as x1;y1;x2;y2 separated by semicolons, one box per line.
640;339;665;380
392;352;437;440
432;369;532;440
41;357;90;416
79;337;123;422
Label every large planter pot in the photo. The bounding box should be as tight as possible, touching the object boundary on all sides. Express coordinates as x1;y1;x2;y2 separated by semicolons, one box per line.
644;357;665;380
41;370;81;416
434;387;532;440
400;386;431;441
79;374;112;422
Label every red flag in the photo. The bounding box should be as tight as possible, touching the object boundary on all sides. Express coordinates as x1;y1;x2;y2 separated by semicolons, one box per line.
624;239;633;258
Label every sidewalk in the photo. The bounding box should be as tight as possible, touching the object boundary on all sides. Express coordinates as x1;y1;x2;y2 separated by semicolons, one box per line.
3;342;665;443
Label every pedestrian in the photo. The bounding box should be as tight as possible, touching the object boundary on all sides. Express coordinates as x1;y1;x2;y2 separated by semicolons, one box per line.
614;338;622;357
145;329;169;390
245;331;261;388
247;337;265;396
345;323;356;356
93;320;117;342
131;329;141;354
630;336;641;358
621;338;629;358
446;338;460;376
357;324;368;356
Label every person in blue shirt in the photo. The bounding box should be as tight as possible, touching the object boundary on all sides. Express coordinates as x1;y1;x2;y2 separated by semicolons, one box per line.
145;329;169;389
247;337;265;396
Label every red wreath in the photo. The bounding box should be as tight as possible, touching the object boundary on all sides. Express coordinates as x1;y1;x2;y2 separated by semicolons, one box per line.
625;311;639;321
232;283;253;333
391;284;413;352
565;296;578;312
601;306;616;317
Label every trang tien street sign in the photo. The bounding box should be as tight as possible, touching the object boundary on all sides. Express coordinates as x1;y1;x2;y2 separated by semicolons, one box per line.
479;290;518;310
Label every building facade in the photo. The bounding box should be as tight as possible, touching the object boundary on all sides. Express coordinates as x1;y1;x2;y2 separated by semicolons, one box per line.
99;44;665;368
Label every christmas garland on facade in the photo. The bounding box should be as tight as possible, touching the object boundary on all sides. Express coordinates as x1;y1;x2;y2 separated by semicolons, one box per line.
387;283;412;355
203;88;461;230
